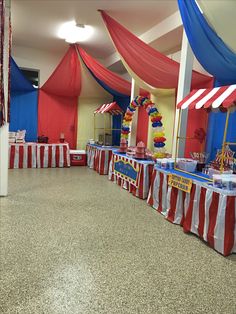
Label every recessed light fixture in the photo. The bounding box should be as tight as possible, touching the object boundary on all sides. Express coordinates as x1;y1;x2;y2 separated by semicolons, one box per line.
58;20;93;43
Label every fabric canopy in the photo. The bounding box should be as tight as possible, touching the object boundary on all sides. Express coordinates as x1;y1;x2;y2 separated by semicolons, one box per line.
38;91;78;148
100;10;213;90
177;85;236;110
41;45;81;97
77;46;131;97
94;102;123;115
10;57;38;141
178;0;236;86
38;46;81;148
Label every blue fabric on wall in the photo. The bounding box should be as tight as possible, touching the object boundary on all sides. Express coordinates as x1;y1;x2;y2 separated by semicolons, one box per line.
10;91;38;142
10;57;38;141
206;78;236;161
112;95;130;146
206;110;236;161
178;0;236;85
11;58;35;92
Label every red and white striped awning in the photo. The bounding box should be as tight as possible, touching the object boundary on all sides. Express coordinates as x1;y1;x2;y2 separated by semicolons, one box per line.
177;85;236;109
94;102;123;115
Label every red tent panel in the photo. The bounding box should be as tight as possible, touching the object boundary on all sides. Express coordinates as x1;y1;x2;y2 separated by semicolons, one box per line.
42;46;81;97
38;91;78;148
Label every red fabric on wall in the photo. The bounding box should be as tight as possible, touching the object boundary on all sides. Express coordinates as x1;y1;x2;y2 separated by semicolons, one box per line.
42;46;81;97
38;90;78;148
184;109;208;157
100;11;213;89
136;105;149;146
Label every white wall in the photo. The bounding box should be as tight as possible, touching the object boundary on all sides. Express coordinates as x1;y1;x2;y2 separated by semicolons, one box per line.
12;44;64;86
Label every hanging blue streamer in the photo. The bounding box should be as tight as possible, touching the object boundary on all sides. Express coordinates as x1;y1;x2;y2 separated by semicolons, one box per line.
10;91;38;142
10;57;38;141
178;0;236;85
112;95;130;146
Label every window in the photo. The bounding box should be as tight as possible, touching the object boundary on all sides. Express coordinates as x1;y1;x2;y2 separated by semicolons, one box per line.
20;68;40;88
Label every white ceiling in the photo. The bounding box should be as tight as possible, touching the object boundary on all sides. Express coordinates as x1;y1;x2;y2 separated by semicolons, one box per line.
12;0;178;59
12;0;236;74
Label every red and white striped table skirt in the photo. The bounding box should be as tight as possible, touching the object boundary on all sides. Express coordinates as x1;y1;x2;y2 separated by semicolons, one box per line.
86;144;113;175
109;153;154;200
147;168;236;256
9;143;70;169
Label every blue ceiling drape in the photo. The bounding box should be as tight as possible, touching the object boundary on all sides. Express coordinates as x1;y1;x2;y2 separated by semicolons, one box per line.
178;0;236;161
178;0;236;86
11;58;35;93
112;95;130;146
10;57;38;142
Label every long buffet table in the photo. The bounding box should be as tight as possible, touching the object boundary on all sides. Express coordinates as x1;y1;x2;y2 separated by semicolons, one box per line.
9;142;70;169
147;167;236;256
109;152;154;199
86;144;117;175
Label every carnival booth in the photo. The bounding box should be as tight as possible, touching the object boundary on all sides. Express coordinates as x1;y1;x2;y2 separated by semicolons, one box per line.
147;85;236;256
86;102;123;175
93;101;123;146
109;96;165;199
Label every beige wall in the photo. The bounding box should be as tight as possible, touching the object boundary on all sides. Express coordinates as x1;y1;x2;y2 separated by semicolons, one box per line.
12;45;64;86
77;97;112;149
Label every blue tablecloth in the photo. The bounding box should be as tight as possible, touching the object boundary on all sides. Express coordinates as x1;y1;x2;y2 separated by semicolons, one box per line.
114;152;155;165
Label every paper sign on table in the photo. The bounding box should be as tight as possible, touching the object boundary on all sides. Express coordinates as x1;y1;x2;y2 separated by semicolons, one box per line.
168;174;192;193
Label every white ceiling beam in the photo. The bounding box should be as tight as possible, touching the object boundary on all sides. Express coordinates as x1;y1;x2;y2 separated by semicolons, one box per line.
104;11;182;67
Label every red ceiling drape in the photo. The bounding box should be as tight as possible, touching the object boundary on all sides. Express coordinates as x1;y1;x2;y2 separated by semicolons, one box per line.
38;91;78;148
77;45;131;96
42;46;81;96
38;46;81;148
100;11;213;89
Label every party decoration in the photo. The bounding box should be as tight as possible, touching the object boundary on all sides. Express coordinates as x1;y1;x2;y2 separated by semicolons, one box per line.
121;96;166;158
194;128;206;144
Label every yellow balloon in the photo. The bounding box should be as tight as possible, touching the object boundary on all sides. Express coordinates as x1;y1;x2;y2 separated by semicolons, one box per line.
154;132;164;138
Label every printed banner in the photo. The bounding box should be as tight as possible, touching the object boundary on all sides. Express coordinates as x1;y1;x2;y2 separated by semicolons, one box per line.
114;158;139;186
168;174;192;193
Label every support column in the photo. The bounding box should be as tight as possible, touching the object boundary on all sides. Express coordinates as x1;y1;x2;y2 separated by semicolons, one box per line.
128;78;139;146
0;0;11;196
172;30;194;158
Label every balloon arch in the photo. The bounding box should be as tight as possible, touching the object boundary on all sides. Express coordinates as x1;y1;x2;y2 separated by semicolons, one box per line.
121;96;166;158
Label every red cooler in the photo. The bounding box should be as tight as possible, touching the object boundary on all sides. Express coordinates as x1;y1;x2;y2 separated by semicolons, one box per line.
70;150;87;166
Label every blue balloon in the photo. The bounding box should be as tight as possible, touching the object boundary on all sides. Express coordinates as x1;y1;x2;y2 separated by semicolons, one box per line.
152;122;160;127
140;97;148;105
154;142;165;148
128;106;136;112
149;108;158;114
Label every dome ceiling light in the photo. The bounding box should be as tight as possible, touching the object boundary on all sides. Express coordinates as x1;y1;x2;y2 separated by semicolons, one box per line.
58;21;93;43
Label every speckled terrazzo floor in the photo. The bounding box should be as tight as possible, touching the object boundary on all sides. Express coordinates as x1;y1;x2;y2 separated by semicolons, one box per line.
0;167;235;314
